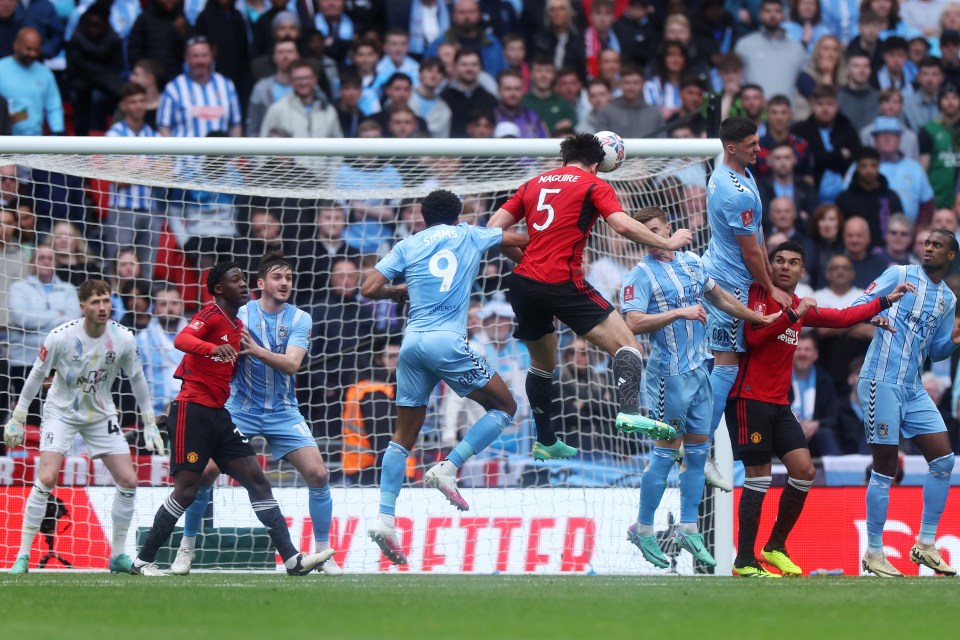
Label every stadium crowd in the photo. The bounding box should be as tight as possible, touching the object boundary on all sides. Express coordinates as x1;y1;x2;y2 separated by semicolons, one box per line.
2;0;960;482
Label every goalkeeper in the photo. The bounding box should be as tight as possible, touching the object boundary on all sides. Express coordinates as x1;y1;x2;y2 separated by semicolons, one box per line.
5;279;164;574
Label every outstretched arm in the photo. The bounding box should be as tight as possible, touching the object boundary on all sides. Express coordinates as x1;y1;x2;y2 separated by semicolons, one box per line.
360;269;408;303
487;208;525;263
606;211;692;250
704;283;782;325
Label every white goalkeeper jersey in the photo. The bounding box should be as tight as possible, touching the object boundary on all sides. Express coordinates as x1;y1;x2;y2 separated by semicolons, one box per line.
32;319;143;424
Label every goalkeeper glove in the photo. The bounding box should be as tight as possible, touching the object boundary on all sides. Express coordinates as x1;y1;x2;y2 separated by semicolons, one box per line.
4;407;28;449
142;411;165;456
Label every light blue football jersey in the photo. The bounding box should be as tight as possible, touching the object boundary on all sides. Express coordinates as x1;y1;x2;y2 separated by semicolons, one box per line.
228;300;312;415
621;251;715;376
376;223;503;333
854;265;958;389
702;162;764;288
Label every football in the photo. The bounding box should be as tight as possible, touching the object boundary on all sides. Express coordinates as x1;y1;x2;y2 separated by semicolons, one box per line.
595;130;625;172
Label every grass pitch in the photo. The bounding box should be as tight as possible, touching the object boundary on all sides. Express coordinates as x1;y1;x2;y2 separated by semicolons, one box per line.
1;573;958;640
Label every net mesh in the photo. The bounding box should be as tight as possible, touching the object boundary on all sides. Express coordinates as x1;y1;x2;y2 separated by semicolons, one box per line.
0;148;717;574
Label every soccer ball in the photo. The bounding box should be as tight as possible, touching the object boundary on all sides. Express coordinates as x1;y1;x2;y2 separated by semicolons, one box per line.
595;131;625;172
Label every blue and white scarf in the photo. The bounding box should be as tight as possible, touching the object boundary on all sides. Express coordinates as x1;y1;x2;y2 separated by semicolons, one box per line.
409;0;450;55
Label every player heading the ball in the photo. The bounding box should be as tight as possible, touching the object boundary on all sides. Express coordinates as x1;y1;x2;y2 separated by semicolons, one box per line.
487;132;692;460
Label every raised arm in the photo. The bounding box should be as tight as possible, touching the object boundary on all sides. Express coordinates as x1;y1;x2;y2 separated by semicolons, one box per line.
360;269;408;302
625;306;706;335
737;233;791;309
487;209;525;263
704;283;782;324
606;211;692;250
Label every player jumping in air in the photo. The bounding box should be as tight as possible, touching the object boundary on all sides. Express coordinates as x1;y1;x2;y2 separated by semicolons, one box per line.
168;253;341;576
131;262;332;576
621;207;780;569
5;279;163;574
487;132;693;460
726;241;910;577
362;189;528;565
701;117;794;492
856;229;960;577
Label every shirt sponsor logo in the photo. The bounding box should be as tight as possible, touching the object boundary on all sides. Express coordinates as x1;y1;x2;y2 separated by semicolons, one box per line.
191;105;225;120
778;327;799;345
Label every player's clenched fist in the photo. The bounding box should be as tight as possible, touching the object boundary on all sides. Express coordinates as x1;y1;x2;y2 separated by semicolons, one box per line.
667;229;693;250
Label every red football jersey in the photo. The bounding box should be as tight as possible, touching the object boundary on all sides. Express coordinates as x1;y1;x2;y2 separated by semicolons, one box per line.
173;304;243;408
731;283;884;404
502;166;623;284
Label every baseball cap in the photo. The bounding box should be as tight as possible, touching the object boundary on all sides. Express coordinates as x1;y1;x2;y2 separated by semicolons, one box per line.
493;122;521;139
478;300;515;320
871;116;902;136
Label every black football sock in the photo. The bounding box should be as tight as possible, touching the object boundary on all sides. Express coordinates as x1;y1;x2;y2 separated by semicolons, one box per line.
765;477;813;552
613;347;643;415
251;499;298;562
526;367;558;446
137;495;185;564
735;476;771;567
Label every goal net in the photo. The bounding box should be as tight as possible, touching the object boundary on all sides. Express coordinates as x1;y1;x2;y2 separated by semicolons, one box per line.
0;136;728;574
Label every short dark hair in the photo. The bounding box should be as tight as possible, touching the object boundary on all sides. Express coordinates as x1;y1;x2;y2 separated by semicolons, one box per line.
385;72;412;88
810;84;838;101
620;64;644;79
120;82;147;100
530;54;555;68
78;279;111;301
767;94;792;109
466;108;494;125
497;68;524;85
918;56;943;72
419;56;445;75
772;240;806;262
384;27;409;41
931;228;960;254
339;68;362;88
882;36;908;54
759;0;782;8
634;206;667;224
718;116;758;144
207;261;242;296
421;189;462;226
560;132;605;167
257;252;292;280
857;146;880;162
454;48;482;65
289;59;316;76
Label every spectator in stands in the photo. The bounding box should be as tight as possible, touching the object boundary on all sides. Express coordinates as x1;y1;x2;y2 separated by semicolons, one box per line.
293;202;359;305
919;83;960;208
759;141;818;223
0;207;27;334
756;94;813;181
665;77;708;137
371;73;429;133
477;299;530;454
235;208;290;283
660;13;713;81
103;83;158;278
842;215;889;286
838;50;879;130
692;0;741;67
127;0;189;84
940;29;960;86
464;108;495;138
395;0;450;58
593;64;664;138
107;248;139;321
643;40;691;119
19;0;60;61
869;0;922;40
836;147;903;245
734;0;807;101
246;39;299;137
65;6;123;137
157;37;242;137
301;0;353;64
441;48;497;137
409;57;451;138
784;0;832;52
426;0;503;77
716;52;744;120
374;27;419;89
733;83;767;136
50;220;103;287
530;0;585;75
340;340;401;485
872;116;935;223
308;257;376;435
14;198;36;258
384;103;419;138
814;253;864;307
0;164;18;208
251;13;335;99
790;334;843;457
334;152;400;254
792;84;861;202
873;212;914;265
117;278;152;331
0;0;27;60
768;196;818;275
259;60;342;138
0;28;63;136
903;56;944;130
875;36;915;95
501;32;530;90
795;35;846;121
125;59;163;130
614;0;658;69
492;69;549;138
251;0;293;57
554;67;589;127
348;38;383;116
136;283;186;416
934;206;959;232
598;48;622;94
584;0;618;80
576;77;613;134
5;244;80;421
555;336;617;455
808;204;846;287
336;70;365;138
522;56;577;135
860;88;919;158
846;9;884;70
193;0;250;107
834;357;871;453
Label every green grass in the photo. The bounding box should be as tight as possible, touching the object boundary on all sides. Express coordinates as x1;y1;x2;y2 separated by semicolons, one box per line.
1;574;959;639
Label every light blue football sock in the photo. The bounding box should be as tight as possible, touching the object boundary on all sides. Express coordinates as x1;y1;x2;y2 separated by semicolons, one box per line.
679;441;710;525
709;364;738;440
379;442;410;517
182;485;212;538
639;447;676;526
866;471;894;552
448;409;512;467
308;486;332;545
920;453;954;544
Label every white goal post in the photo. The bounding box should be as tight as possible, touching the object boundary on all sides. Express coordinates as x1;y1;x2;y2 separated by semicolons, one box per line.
0;135;732;575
